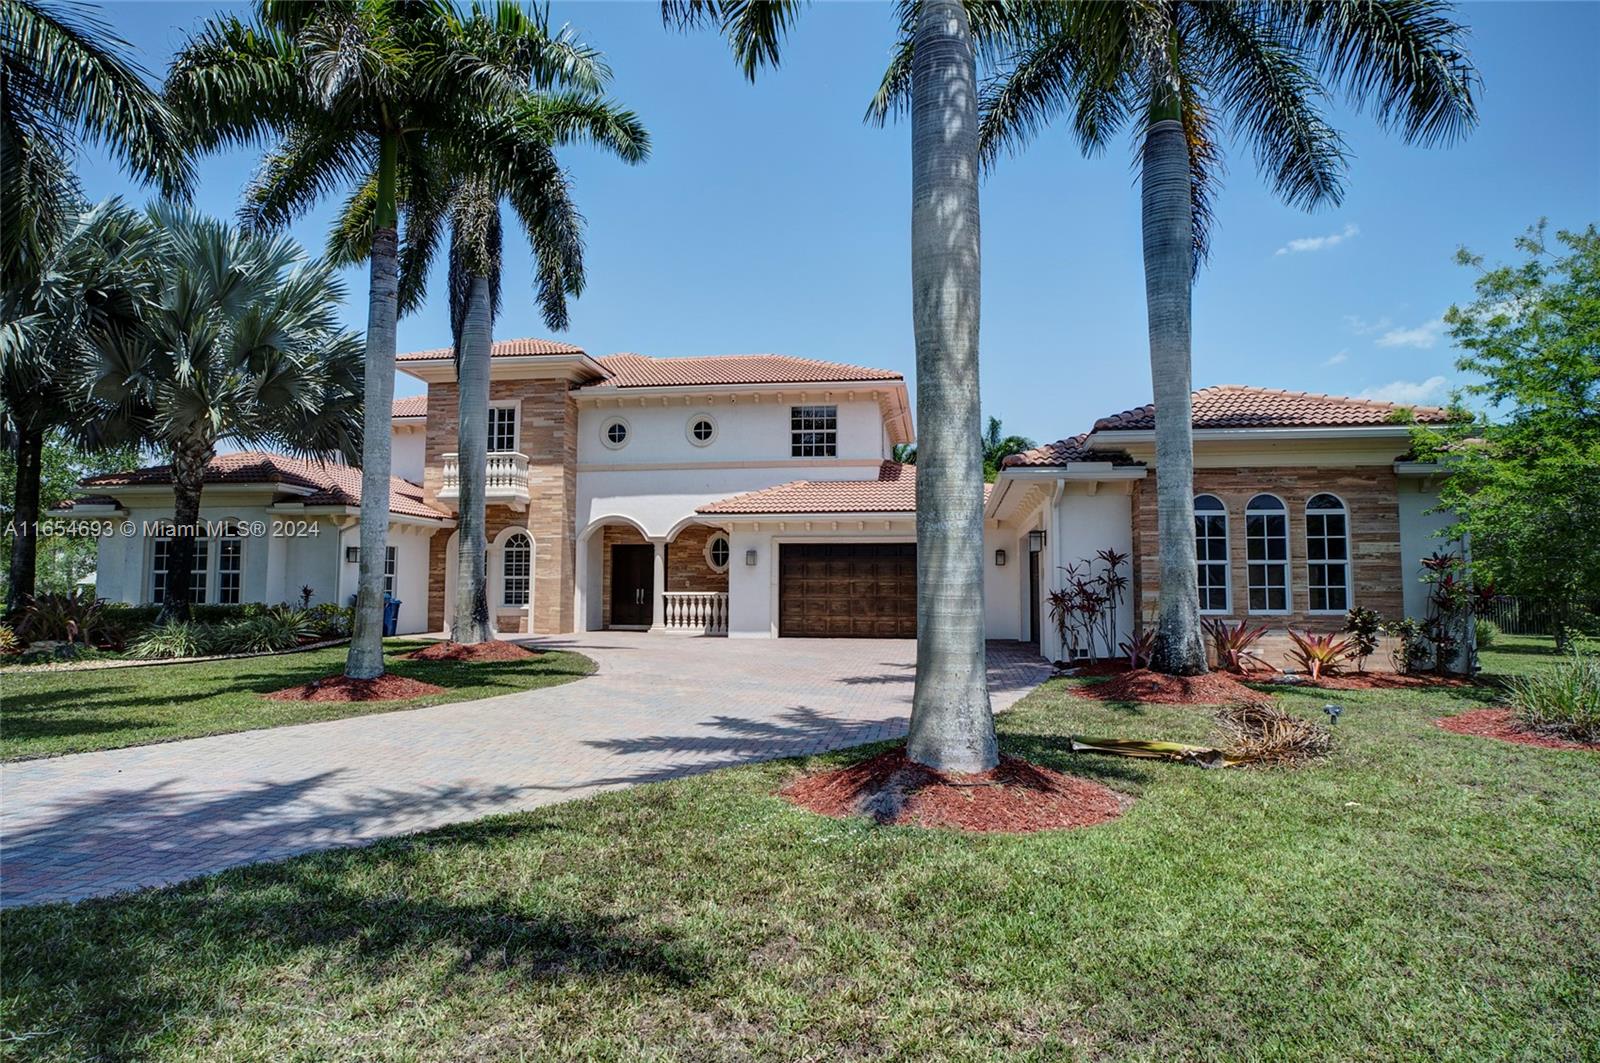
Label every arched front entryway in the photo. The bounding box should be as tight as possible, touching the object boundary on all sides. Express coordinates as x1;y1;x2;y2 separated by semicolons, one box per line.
576;516;730;634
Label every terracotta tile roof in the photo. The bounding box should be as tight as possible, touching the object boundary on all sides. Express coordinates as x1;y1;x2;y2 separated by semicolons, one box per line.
81;452;449;520
396;337;586;361
698;462;925;514
1092;385;1452;432
589;353;902;389
1002;433;1141;469
392;395;427;418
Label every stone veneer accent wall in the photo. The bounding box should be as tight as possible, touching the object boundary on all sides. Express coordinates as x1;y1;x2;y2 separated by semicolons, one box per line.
424;378;578;634
596;523;731;628
1131;466;1404;632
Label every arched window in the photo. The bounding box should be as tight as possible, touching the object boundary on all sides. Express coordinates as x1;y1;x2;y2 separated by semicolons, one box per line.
1306;494;1351;612
1245;494;1289;613
1194;495;1229;612
502;532;532;607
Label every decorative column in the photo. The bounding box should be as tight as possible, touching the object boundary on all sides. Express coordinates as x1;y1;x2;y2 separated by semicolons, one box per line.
649;538;667;632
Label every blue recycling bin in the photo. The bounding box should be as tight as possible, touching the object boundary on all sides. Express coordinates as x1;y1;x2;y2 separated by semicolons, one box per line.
382;596;401;637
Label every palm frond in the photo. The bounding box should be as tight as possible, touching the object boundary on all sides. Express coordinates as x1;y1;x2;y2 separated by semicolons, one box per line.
662;0;805;81
241;124;374;233
165;14;304;153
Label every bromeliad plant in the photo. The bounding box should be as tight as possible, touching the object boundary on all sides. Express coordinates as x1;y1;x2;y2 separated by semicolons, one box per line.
1119;629;1157;670
1205;619;1270;674
1286;630;1355;682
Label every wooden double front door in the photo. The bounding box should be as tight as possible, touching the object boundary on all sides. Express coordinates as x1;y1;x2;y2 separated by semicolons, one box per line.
778;542;917;638
610;543;653;627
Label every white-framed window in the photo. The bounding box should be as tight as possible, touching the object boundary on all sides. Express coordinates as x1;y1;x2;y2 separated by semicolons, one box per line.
601;416;629;449
502;532;532;606
384;545;398;598
487;404;518;453
217;535;242;605
151;537;210;605
1245;493;1290;613
687;413;717;447
704;534;731;573
791;405;837;458
1194;494;1230;613
1306;493;1351;613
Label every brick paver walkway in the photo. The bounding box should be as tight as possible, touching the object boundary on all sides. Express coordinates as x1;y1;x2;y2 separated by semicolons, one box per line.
1;635;1049;907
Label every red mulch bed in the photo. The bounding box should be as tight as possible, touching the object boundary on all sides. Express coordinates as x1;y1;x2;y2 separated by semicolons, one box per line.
1436;708;1599;752
404;640;540;663
1072;668;1269;706
779;749;1129;834
265;673;446;703
1297;671;1472;691
1061;660;1133;677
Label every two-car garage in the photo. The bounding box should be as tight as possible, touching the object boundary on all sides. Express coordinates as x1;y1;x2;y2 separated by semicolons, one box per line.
777;542;917;638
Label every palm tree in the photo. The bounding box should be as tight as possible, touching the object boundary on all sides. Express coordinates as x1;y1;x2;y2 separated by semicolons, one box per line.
89;204;362;621
0;198;154;612
667;0;1005;771
974;1;1478;674
982;416;1033;482
325;6;647;644
0;0;189;610
166;1;616;676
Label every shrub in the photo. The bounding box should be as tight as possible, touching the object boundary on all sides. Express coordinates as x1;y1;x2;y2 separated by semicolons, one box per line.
12;589;109;645
212;606;317;654
129;621;219;660
0;624;21;655
1205;619;1270;674
1475;617;1500;648
1387;617;1433;674
1341;608;1384;672
304;603;354;639
1286;630;1354;681
1508;653;1600;742
1119;629;1156;669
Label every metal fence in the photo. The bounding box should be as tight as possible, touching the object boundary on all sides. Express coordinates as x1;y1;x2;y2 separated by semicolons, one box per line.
1480;597;1599;636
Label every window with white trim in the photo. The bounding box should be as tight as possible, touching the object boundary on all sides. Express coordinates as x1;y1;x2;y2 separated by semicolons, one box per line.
217;535;242;605
1194;495;1230;613
1306;493;1351;612
152;537;209;605
601;417;629;449
487;405;518;453
705;534;731;572
688;415;716;446
384;545;398;598
790;405;837;458
502;532;532;606
1245;494;1290;613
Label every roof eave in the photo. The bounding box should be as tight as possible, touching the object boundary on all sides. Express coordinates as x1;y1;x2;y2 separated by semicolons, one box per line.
1090;425;1425;445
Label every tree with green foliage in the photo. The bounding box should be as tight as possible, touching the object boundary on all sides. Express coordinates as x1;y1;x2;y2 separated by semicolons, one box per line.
0;435;140;600
982;416;1033;482
963;1;1479;675
89;205;362;621
1411;222;1600;651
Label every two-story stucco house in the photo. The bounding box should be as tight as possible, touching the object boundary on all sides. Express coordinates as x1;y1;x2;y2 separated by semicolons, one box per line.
64;339;1455;662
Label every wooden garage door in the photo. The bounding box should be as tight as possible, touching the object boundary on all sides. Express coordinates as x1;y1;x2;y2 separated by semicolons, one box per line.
779;543;917;638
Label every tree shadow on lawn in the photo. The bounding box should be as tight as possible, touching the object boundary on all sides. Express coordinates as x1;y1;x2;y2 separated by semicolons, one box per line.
4;854;706;1057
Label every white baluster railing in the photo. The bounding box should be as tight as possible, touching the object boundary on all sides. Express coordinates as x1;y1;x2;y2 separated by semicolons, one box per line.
439;452;530;506
661;591;728;634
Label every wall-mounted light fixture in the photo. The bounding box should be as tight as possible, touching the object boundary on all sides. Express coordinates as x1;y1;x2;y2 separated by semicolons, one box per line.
1028;529;1046;553
344;546;360;563
994;549;1007;567
745;549;758;567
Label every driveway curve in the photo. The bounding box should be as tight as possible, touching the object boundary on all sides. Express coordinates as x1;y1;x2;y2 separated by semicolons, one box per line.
1;634;1049;907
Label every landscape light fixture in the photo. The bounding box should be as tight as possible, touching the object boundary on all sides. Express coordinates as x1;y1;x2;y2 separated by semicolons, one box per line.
1323;703;1343;725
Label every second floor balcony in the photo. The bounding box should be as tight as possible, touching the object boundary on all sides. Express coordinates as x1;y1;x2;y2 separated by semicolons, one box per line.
439;451;531;509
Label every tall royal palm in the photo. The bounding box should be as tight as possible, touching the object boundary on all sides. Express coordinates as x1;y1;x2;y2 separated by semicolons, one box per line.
325;7;646;643
89;205;362;620
167;1;612;675
0;0;188;609
667;0;1007;771
977;1;1478;674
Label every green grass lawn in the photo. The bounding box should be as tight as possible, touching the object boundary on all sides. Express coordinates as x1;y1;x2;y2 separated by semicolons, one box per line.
2;638;1595;1061
0;642;595;761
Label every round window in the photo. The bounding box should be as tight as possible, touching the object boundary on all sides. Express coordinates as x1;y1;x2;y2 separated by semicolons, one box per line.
706;535;731;571
687;414;717;446
601;418;629;449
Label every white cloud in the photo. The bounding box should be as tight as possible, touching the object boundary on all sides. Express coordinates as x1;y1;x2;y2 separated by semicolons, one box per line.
1276;223;1359;256
1342;314;1393;336
1322;349;1349;367
1359;376;1448;405
1375;317;1445;349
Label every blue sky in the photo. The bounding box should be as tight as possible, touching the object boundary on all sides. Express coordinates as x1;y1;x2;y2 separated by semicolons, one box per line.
78;1;1600;445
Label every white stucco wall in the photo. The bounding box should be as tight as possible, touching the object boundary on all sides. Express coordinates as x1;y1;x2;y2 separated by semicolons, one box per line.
1397;477;1456;621
1039;486;1135;663
576;398;889;468
982;523;1023;641
390;424;426;484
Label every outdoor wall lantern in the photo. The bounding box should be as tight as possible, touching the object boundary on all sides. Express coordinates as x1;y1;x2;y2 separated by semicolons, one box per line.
1028;530;1046;553
344;546;360;563
995;549;1007;567
745;549;758;567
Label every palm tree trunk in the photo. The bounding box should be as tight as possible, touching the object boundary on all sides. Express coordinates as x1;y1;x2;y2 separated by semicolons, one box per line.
160;439;210;623
1141;83;1208;677
904;0;997;774
452;273;493;644
346;135;401;680
6;426;44;614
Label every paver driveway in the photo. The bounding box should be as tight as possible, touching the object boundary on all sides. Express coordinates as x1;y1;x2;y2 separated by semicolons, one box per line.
1;634;1049;907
